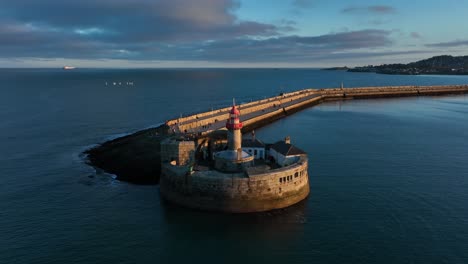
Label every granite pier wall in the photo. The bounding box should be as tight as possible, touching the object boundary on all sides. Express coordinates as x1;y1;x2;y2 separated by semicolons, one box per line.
86;84;468;186
166;85;468;134
160;157;310;213
320;85;468;101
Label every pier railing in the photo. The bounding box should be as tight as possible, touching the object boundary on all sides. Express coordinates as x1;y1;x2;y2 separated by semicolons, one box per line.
165;85;468;135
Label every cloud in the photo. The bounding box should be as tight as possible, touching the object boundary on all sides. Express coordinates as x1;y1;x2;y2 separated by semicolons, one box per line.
368;19;391;25
342;5;397;14
368;6;397;14
0;0;403;64
410;32;422;39
425;39;468;48
0;11;395;63
0;0;280;44
149;29;394;62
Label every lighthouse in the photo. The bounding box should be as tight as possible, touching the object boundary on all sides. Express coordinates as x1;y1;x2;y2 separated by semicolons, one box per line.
226;102;243;151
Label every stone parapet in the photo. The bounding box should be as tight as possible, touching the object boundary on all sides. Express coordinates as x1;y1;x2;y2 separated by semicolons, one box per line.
166;85;468;135
160;156;309;213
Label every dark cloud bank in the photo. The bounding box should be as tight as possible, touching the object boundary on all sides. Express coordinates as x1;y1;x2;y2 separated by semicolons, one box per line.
426;40;468;48
0;0;440;64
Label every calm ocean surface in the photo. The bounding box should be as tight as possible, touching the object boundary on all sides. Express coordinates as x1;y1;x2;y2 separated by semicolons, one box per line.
1;68;467;264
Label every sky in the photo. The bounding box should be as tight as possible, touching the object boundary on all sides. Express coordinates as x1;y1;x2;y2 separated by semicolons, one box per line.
0;0;467;68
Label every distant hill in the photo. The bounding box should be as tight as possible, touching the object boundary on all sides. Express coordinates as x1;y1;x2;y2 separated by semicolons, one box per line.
321;66;350;71
348;55;468;75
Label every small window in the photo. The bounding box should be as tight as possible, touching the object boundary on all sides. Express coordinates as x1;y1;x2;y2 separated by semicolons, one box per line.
295;172;298;178
279;178;282;183
254;150;257;155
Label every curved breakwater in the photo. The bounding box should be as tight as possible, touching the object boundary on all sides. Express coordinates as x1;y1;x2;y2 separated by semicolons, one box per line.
86;84;468;184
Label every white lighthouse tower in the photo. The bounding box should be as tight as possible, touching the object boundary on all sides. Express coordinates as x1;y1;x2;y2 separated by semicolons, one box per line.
213;100;253;172
226;101;243;151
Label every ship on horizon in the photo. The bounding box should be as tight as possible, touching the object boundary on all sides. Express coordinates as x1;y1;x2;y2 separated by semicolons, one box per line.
63;66;76;70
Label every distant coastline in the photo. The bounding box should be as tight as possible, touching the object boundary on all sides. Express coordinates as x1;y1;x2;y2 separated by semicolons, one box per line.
322;55;468;75
321;66;350;71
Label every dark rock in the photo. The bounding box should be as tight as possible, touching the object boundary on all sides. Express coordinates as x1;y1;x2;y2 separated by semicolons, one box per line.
84;124;171;185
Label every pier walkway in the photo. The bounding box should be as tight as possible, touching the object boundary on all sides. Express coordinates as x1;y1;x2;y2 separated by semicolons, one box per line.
166;85;468;135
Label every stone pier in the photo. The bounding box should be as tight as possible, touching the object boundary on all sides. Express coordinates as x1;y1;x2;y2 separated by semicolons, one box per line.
86;84;468;184
166;85;468;134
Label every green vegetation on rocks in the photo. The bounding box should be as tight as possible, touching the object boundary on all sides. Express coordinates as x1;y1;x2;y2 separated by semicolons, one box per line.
349;55;468;75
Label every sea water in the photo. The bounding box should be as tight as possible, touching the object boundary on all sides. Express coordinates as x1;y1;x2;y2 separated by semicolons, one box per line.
0;68;467;263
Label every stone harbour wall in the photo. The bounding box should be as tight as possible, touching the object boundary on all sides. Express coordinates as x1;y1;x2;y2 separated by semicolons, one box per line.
160;138;195;166
160;156;310;213
166;85;468;135
166;89;319;133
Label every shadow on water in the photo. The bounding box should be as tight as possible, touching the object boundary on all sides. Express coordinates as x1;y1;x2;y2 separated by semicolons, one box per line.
159;194;309;225
156;194;311;263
